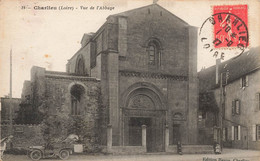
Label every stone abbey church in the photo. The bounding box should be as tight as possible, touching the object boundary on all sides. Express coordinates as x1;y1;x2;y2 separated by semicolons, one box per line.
21;4;199;153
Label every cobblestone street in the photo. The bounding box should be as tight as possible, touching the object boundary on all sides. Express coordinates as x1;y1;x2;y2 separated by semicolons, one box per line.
2;149;260;161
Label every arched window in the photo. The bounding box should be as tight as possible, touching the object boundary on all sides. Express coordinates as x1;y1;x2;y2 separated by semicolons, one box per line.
148;45;156;65
147;39;162;67
70;84;85;115
77;59;85;75
75;55;86;75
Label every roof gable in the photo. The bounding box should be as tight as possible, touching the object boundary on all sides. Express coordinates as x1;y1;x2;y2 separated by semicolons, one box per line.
110;3;189;25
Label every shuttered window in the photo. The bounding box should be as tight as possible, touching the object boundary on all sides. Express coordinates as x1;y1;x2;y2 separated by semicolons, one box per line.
257;125;260;141
240;75;248;88
250;125;260;141
238;125;241;140
234;126;238;140
235;100;240;114
231;126;234;140
256;93;260;111
231;125;240;141
232;100;240;115
232;100;235;115
252;125;256;141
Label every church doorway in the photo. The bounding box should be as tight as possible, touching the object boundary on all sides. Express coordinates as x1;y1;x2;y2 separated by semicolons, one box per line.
128;117;151;146
127;116;164;152
123;87;166;152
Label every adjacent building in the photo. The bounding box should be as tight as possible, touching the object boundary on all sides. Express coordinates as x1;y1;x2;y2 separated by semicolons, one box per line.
199;46;260;150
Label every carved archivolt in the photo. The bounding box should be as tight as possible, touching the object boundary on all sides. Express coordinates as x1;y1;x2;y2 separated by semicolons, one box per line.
128;94;155;109
121;82;167;110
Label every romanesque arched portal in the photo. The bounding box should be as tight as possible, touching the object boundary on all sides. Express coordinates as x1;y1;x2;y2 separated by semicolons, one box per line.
122;84;167;152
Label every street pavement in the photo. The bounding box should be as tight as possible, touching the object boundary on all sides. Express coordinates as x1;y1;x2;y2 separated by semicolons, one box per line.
1;148;260;161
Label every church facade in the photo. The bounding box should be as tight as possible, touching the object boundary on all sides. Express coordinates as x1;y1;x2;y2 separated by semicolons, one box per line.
8;4;201;153
66;4;198;152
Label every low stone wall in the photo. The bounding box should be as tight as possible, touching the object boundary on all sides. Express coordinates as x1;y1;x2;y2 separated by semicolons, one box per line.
103;146;146;155
1;124;44;149
166;145;214;154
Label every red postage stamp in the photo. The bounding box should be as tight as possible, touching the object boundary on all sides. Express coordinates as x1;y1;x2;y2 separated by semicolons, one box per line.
199;4;249;59
213;5;248;48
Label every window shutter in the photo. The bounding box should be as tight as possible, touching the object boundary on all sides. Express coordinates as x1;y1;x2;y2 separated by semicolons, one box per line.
238;125;241;140
223;128;226;141
245;75;249;87
240;78;242;88
231;126;234;140
226;128;228;141
255;93;260;112
238;100;241;115
252;125;256;141
232;100;235;115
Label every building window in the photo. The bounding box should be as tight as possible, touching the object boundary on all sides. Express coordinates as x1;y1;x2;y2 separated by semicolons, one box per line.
147;39;162;67
148;45;156;65
234;126;238;140
240;75;248;88
70;84;85;116
256;93;260;111
257;125;260;141
75;55;87;75
232;99;240;115
77;58;85;75
232;125;240;141
71;97;79;115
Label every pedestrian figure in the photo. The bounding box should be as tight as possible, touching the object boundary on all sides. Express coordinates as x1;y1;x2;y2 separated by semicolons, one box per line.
0;135;13;159
177;141;182;155
213;141;221;154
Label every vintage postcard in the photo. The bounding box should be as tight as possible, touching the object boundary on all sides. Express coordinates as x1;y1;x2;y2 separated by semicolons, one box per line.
0;0;259;161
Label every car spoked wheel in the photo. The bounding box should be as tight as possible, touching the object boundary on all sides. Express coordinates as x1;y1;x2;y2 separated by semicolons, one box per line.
30;150;42;161
59;149;70;160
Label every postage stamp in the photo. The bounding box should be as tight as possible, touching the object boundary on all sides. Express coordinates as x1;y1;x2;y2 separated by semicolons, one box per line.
199;4;249;59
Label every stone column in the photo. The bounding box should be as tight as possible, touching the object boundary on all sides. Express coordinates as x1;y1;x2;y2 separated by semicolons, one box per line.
107;124;112;150
142;125;147;147
107;51;119;145
165;125;169;152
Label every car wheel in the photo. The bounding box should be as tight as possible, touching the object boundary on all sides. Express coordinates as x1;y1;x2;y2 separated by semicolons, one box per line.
30;150;42;161
59;149;70;160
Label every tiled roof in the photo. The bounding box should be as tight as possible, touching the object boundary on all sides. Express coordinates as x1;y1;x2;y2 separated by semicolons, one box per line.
198;46;260;93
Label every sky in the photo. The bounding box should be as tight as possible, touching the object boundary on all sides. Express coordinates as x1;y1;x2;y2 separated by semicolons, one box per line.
0;0;259;98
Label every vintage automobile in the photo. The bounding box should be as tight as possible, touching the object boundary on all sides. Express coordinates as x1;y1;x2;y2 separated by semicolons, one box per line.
27;134;79;160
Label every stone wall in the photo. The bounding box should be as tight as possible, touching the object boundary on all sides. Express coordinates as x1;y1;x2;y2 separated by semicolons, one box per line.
18;67;105;146
117;5;189;75
1;124;44;149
